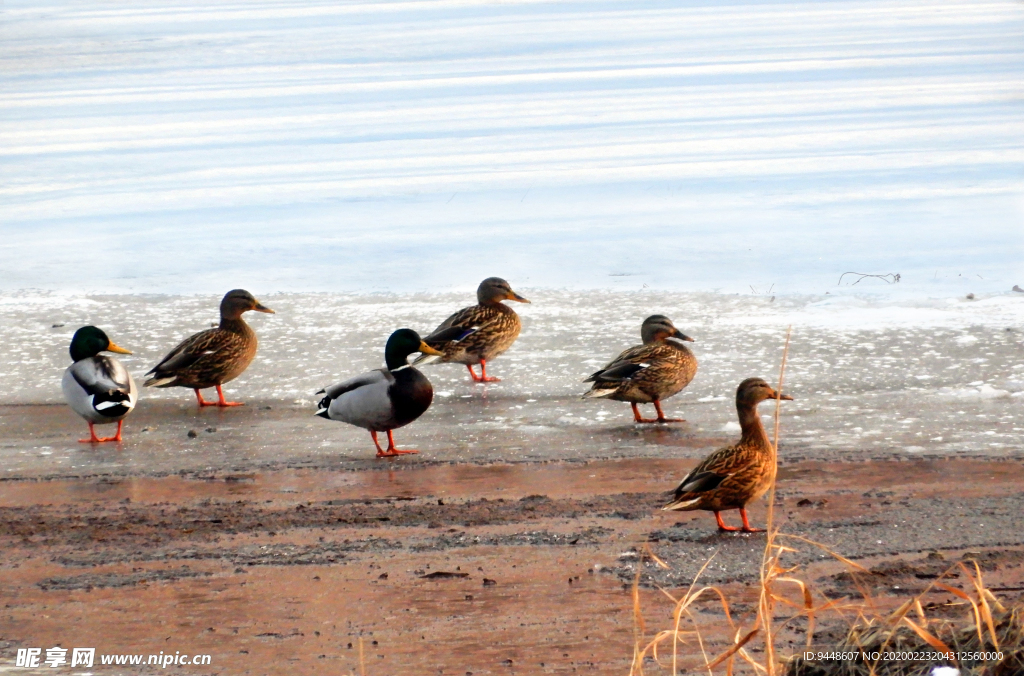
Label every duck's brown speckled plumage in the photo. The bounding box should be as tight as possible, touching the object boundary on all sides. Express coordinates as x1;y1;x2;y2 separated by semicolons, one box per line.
144;290;274;393
429;301;522;365
415;278;529;382
663;377;792;532
584;315;697;422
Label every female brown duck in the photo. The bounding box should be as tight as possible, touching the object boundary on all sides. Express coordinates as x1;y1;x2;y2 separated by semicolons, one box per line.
663;378;792;532
414;277;529;383
583;315;697;423
144;289;274;406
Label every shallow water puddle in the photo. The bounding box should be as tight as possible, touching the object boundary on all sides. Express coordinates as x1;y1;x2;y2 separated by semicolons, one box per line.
0;458;690;507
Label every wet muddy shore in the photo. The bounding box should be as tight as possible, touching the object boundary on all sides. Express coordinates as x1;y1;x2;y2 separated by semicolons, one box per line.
2;402;1023;675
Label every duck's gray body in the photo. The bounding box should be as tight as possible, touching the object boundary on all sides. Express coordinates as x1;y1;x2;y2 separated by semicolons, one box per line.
317;366;433;432
62;356;137;425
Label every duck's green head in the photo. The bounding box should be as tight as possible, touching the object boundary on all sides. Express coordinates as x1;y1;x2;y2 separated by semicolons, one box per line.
69;326;132;362
385;328;442;370
641;315;694;344
220;289;275;320
477;277;530;305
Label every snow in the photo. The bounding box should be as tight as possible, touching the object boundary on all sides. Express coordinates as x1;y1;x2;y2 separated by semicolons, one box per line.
1;0;1022;295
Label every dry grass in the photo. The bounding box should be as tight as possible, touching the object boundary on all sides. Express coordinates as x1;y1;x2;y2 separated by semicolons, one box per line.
628;329;1024;675
785;560;1024;676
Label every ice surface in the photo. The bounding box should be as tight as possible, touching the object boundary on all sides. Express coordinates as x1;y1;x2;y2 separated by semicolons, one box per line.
1;0;1022;295
3;289;1022;468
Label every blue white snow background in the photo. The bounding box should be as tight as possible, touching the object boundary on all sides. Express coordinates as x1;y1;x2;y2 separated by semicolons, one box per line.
1;1;1023;470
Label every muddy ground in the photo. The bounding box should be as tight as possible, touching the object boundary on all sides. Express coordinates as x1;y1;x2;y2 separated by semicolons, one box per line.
1;403;1023;675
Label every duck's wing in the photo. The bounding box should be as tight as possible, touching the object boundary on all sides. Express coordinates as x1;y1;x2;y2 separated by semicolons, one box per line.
69;356;134;398
144;329;243;385
584;343;656;382
664;443;752;508
65;356;136;419
317;370;391;401
315;369;395;429
414;305;501;365
673;470;728;495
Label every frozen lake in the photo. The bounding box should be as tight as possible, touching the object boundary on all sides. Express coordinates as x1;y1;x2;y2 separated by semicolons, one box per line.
1;289;1021;477
2;0;1022;296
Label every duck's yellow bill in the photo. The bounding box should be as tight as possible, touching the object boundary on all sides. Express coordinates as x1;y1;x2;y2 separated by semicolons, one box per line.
254;301;275;314
418;342;443;356
107;342;132;355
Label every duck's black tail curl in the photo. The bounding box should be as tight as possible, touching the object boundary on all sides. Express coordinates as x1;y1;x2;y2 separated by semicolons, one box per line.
315;394;332;418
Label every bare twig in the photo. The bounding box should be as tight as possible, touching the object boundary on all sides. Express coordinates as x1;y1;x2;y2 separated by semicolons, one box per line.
838;272;901;286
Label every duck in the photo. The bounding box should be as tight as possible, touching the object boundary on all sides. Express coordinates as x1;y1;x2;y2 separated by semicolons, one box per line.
62;326;137;443
144;289;274;406
316;329;443;458
662;377;792;532
413;277;529;383
583;315;697;423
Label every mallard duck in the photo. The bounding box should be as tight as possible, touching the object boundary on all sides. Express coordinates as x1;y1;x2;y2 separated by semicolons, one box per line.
144;289;274;406
663;378;792;532
583;315;697;423
413;277;529;383
62;326;137;443
316;329;442;458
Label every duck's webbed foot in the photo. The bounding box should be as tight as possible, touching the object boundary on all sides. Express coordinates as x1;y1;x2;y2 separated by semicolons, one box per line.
653;401;685;423
631;403;666;424
79;421;123;443
738;507;765;533
214;385;244;407
467;360;501;383
372;431;421;458
714;511;741;532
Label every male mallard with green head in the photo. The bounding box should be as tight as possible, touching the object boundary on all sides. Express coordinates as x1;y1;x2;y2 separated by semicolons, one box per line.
663;378;792;532
144;289;274;406
583;315;697;423
316;329;442;458
63;326;137;443
414;277;529;383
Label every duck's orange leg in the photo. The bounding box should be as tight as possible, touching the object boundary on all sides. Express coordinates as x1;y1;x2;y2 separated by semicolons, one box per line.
195;389;215;407
653;401;685;423
467;360;500;383
477;359;500;382
631;402;660;423
739;507;765;533
79;420;123;443
714;511;740;532
373;430;419;458
214;385;243;407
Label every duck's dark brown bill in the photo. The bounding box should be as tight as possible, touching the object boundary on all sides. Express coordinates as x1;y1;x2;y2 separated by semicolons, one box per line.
674;329;695;342
508;291;530;303
254;301;275;314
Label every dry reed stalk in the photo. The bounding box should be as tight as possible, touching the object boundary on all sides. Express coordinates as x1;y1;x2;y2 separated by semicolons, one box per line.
756;325;792;676
630;547;724;676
